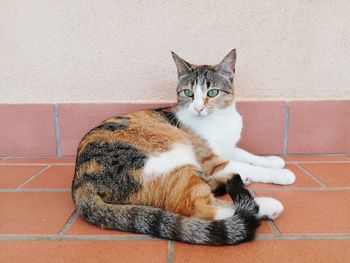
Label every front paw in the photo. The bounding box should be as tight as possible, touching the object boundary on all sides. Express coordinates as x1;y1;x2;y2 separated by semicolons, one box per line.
265;156;285;169
274;169;296;185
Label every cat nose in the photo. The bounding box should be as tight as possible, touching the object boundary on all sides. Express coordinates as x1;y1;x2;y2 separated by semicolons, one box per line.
194;106;204;113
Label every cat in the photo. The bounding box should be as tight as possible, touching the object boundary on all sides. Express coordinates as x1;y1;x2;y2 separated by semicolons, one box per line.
72;49;295;245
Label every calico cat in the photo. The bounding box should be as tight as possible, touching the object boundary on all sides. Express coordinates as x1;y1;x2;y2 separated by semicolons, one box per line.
72;49;295;245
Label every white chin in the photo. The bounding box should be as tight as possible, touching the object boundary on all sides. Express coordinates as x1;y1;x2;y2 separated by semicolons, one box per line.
193;109;208;117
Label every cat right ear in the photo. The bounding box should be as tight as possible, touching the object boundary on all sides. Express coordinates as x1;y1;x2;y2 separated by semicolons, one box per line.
171;52;192;79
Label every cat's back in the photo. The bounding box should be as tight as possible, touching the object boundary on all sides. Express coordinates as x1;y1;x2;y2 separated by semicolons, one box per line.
76;108;188;158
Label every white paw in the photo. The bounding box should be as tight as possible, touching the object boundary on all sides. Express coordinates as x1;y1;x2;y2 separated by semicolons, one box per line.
273;169;296;185
265;156;285;169
255;197;284;220
214;207;235;220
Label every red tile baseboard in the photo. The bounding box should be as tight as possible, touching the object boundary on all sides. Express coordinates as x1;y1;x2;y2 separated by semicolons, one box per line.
1;100;349;156
288;100;350;154
236;101;285;155
0;104;56;156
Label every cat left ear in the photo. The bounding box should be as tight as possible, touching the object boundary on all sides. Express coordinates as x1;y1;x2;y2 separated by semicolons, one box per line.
217;49;237;81
171;52;192;79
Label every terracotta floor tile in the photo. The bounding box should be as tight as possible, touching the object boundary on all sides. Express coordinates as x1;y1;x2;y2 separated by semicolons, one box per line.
301;163;350;187
3;157;76;164
284;155;350;163
0;192;75;234
249;164;321;189
23;166;74;189
0;240;168;263
0;166;45;189
173;240;350;263
67;216;141;236
256;190;350;234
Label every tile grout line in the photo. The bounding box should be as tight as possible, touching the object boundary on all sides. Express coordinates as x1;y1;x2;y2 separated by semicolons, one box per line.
166;240;174;263
253;187;350;192
0;155;75;158
286;160;350;164
54;104;62;157
0;189;71;193
1;233;350;241
255;233;350;241
3;161;350;167
283;101;290;155
15;165;52;189
0;163;75;166
295;163;327;188
2;187;350;193
58;211;79;236
267;220;281;236
0;187;350;194
0;235;159;241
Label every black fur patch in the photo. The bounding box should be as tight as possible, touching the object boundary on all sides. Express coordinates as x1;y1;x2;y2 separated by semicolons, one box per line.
154;108;180;127
74;141;147;202
112;116;130;120
235;209;260;242
225;174;245;199
94;122;128;132
212;184;227;197
148;209;165;237
208;220;229;245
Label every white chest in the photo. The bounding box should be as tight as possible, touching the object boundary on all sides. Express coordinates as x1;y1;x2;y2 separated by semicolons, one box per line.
177;104;243;157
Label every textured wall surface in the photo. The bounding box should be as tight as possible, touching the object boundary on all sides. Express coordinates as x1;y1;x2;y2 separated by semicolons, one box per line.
1;0;350;103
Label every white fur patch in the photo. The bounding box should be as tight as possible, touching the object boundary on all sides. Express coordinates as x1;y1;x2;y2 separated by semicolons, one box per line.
176;103;242;157
214;207;235;220
255;197;284;220
142;144;200;182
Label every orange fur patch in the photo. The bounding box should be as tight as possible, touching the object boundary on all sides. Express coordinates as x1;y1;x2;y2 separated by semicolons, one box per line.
128;165;217;220
77;159;104;177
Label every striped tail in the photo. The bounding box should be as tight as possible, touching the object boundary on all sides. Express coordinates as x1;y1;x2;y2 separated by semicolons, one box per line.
73;175;260;245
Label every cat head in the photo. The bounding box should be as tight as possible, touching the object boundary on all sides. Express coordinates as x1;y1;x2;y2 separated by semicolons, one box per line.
172;49;236;117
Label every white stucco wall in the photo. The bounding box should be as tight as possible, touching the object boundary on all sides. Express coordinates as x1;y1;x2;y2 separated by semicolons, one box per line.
1;0;350;103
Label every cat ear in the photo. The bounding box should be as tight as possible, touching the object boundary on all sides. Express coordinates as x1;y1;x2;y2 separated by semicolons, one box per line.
217;49;236;81
171;52;192;78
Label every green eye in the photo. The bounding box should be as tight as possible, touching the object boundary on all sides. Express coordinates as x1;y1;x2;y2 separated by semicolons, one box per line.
183;89;194;97
207;89;219;97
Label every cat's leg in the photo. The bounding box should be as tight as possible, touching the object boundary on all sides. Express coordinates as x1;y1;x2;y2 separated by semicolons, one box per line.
214;160;295;185
229;147;285;169
139;164;233;221
254;197;284;220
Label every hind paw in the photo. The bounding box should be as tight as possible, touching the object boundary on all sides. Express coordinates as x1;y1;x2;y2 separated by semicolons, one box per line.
255;197;284;220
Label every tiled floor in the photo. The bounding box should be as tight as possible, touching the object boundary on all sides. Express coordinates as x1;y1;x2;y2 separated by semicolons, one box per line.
1;155;350;263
